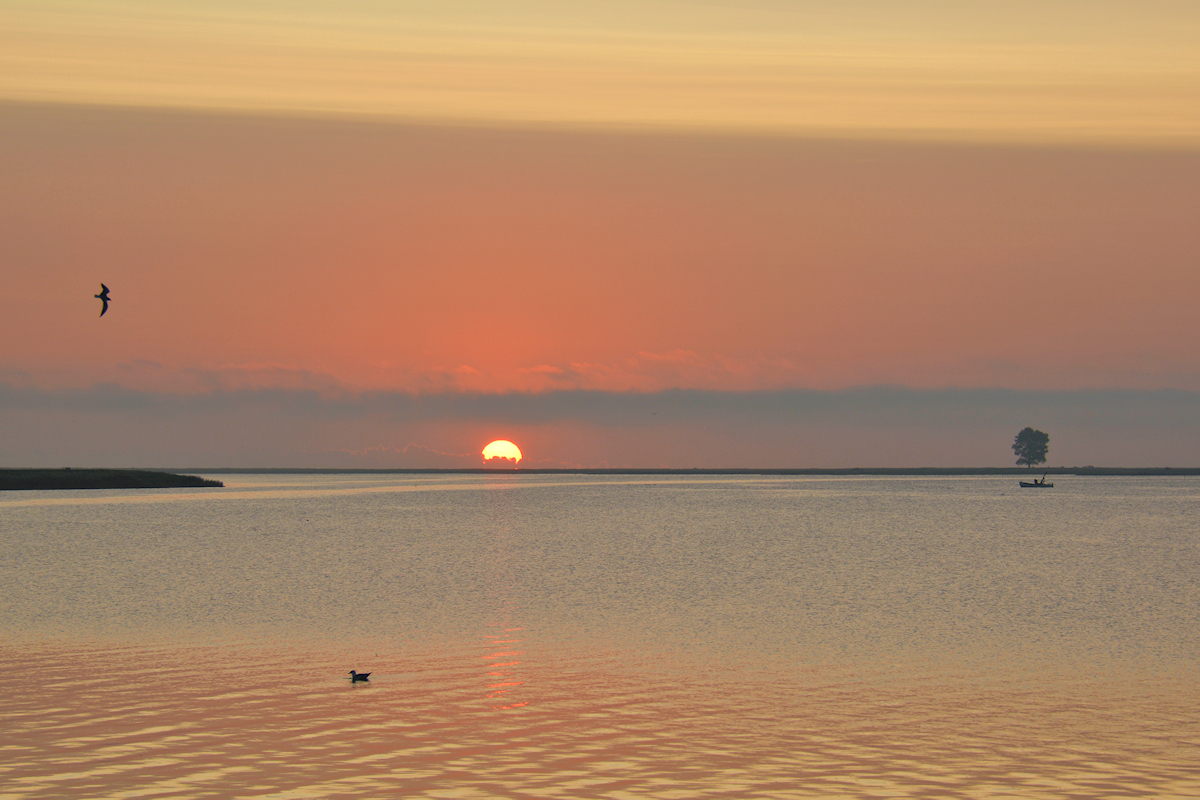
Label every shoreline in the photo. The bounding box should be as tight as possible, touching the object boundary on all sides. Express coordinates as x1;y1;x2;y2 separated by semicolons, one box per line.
0;469;223;491
5;467;1198;490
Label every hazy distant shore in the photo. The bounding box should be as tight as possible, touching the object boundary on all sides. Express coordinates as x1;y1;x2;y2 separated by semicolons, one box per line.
169;467;1200;476
7;468;1196;489
0;469;223;491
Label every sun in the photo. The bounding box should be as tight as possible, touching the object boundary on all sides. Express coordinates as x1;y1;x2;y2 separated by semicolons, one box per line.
482;439;522;465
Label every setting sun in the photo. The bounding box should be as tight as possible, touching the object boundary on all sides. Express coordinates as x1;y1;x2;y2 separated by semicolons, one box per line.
482;439;522;465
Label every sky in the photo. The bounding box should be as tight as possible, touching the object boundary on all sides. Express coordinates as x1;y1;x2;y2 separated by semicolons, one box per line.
2;1;1199;468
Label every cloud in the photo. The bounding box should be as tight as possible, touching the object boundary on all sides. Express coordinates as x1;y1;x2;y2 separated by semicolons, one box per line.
508;350;809;393
135;361;350;396
518;365;566;376
314;442;479;469
3;381;1200;469
6;381;1200;428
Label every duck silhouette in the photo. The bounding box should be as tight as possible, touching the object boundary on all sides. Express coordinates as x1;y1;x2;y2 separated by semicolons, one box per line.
95;284;110;317
349;670;371;682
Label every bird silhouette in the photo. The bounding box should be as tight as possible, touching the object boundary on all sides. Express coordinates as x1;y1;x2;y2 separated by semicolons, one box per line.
95;284;110;317
349;670;371;682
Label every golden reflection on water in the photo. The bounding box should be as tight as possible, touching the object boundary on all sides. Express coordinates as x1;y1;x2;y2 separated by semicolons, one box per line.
480;478;532;712
1;640;1197;799
480;592;527;710
482;624;528;710
4;475;1199;796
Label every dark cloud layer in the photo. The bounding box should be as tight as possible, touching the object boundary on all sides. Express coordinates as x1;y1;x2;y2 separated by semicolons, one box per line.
3;383;1198;468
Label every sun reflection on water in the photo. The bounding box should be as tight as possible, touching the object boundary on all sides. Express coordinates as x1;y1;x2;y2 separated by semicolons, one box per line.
482;620;528;710
480;478;530;711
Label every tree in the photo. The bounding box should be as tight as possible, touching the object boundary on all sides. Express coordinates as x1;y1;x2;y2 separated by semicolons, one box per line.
1012;427;1050;468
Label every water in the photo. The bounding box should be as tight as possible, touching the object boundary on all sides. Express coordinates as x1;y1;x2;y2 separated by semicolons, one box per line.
2;475;1198;797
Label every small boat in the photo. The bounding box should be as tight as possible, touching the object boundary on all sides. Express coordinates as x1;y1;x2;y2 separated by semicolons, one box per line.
1019;473;1054;488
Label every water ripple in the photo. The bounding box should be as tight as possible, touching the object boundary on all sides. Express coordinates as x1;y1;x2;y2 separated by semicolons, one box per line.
1;641;1197;799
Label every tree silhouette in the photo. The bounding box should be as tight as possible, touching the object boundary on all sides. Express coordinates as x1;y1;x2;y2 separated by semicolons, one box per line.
1012;427;1050;468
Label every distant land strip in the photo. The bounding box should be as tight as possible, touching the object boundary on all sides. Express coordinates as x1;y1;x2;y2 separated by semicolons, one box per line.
170;467;1200;476
0;469;224;491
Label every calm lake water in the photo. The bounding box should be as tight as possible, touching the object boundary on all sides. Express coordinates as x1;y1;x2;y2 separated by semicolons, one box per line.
2;474;1198;798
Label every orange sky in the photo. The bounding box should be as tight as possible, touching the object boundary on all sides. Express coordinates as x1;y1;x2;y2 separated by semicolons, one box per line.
5;103;1198;395
2;2;1199;466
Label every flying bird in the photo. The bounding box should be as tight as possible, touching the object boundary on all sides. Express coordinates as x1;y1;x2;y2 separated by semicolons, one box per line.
95;284;111;317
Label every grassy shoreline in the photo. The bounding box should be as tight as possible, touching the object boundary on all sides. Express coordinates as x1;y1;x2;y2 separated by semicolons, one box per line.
0;469;223;491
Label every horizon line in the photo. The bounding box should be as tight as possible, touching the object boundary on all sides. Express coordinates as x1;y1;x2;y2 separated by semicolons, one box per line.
149;467;1200;476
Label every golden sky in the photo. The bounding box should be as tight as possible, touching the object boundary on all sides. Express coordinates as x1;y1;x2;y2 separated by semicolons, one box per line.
3;0;1199;146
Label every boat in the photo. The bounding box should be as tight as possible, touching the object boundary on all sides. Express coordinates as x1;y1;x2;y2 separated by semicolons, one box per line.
1019;473;1054;488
